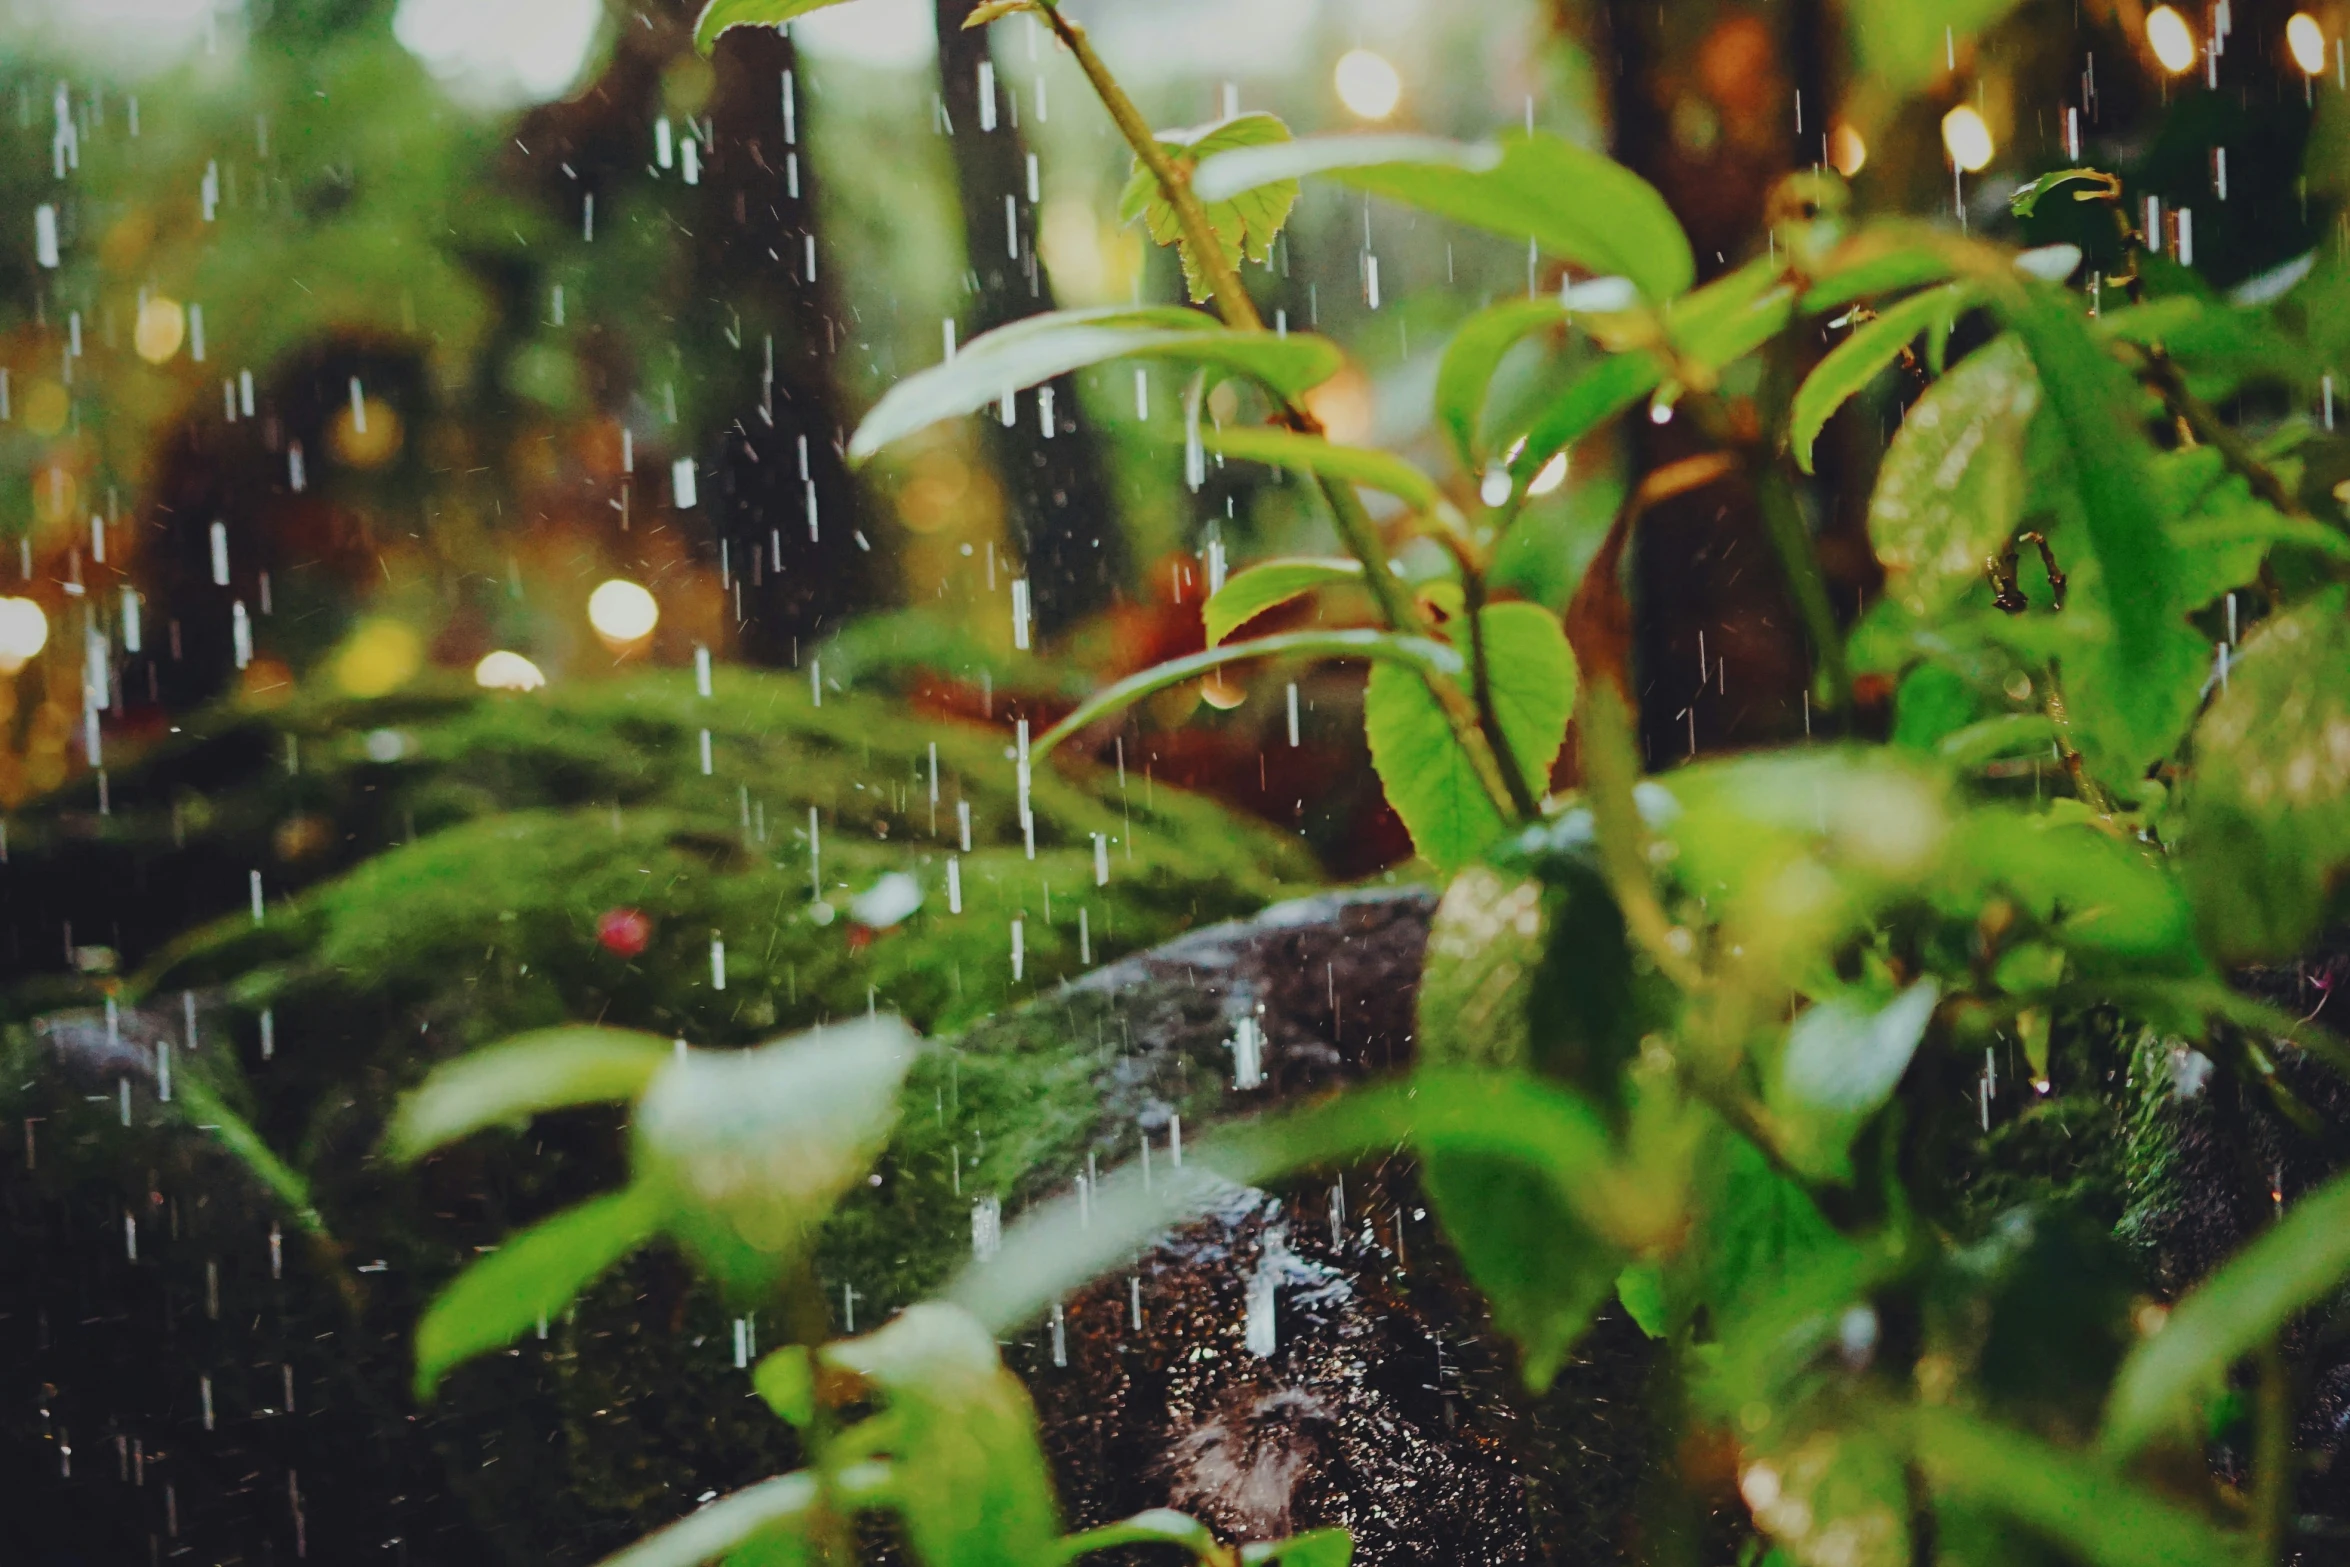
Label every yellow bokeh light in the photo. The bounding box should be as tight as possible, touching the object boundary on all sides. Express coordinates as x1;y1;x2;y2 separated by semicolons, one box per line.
330;398;403;469
133;295;186;364
2147;6;2199;74
0;597;50;673
1830;122;1867;178
1941;106;1994;173
1198;669;1247;711
474;650;547;692
331;617;424;698
2289;12;2328;75
1334;49;1403;121
22;381;69;437
587;578;660;643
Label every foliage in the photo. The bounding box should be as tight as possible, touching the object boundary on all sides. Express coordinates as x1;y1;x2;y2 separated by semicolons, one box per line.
392;1;2350;1565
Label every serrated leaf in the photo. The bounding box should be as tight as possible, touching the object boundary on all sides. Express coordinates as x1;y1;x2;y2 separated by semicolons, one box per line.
385;1026;671;1163
1768;981;1938;1182
1202;557;1364;647
632;1017;917;1299
821;1304;1060;1567
1865;335;2038;621
2183;588;2350;962
415;1184;664;1397
2104;1163;2350;1457
1196;131;1692;303
1121;114;1299;304
1434;298;1569;470
1792;286;1972;473
848;308;1340;463
693;0;854;55
1204;428;1440;514
1365;603;1575;868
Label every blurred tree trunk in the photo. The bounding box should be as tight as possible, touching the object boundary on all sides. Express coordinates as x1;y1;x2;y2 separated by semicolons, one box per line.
934;0;1128;636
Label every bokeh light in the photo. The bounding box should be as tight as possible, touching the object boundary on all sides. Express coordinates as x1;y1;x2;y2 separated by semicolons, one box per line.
474;650;547;691
587;578;660;643
0;597;49;673
332;618;424;698
1830;123;1867;178
392;0;606;109
133;296;185;363
1941;106;1994;173
1334;49;1403;120
2289;13;2328;75
2146;6;2199;74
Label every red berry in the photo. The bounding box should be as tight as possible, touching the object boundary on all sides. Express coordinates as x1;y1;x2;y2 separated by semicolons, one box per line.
597;907;653;959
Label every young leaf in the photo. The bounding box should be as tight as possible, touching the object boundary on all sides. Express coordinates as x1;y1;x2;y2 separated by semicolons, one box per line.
1913;1406;2240;1567
415;1183;665;1397
752;1347;815;1427
1032;628;1464;764
1666;255;1797;374
601;1465;892;1567
1507;351;1664;487
631;1016;918;1299
1768;981;1938;1182
693;0;855;55
385;1026;671;1163
174;1076;328;1238
2183;589;2350;963
1616;1262;1669;1338
1204;427;1442;515
1434;298;1569;470
1865;335;2037;623
1056;1510;1223;1564
847;308;1341;463
2104;1164;2350;1457
1119;114;1299;305
1241;1531;1354;1567
1202;558;1364;647
1790;285;1971;473
2009;168;2122;219
821;1304;1061;1567
1196;132;1693;303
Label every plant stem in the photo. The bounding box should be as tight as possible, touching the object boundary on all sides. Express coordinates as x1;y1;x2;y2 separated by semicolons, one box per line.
2253;1342;2293;1563
2137;345;2307;519
1460;565;1542;817
2040;658;2117;816
1579;680;1709;992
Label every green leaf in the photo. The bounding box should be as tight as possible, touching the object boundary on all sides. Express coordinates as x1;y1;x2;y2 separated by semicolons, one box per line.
1768;981;1938;1182
1034;628;1464;764
1119;114;1299;305
1416;866;1549;1074
1196;132;1693;303
821;1304;1060;1567
1616;1262;1668;1338
1947;811;2199;970
1056;1511;1222;1564
960;0;1035;25
2002;285;2207;777
1366;604;1574;867
1204;428;1441;515
1913;1406;2240;1567
847;308;1341;463
1434;298;1570;470
752;1347;815;1427
174;1075;327;1238
600;1465;891;1567
385;1026;671;1163
692;0;855;54
1865;335;2037;621
1792;286;1971;473
1241;1531;1353;1567
1800;245;1958;317
1850;0;2032;105
1666;255;1797;374
2105;1165;2350;1456
949;1068;1643;1335
1201;557;1364;647
415;1183;665;1397
1424;1147;1622;1388
2183;589;2350;963
2009;168;2121;219
632;1017;917;1299
1507;351;1662;487
1742;1425;1913;1567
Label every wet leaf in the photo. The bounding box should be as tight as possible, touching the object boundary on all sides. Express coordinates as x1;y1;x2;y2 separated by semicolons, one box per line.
821;1304;1060;1567
1865;334;2037;622
693;0;855;55
1435;298;1569;470
1366;603;1575;867
1200;558;1364;647
632;1017;918;1299
1508;352;1663;486
1424;1148;1622;1389
1205;428;1440;515
1914;1406;2240;1567
1792;285;1971;473
1056;1510;1222;1563
416;1183;665;1397
1241;1530;1353;1567
1197;132;1691;303
1665;255;1796;375
385;1026;671;1163
600;1465;889;1567
2182;589;2350;963
1119;114;1299;304
1417;865;1549;1073
847;309;1341;463
1768;981;1938;1182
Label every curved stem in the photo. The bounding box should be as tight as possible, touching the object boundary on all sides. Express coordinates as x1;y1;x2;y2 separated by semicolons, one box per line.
1457;562;1542;817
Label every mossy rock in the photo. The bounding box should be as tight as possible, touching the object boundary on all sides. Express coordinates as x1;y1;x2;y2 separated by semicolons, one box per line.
0;667;1319;1566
